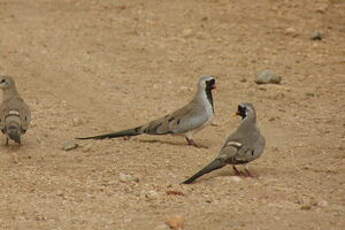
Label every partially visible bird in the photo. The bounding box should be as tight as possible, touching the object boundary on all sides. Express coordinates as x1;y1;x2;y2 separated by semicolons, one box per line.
76;76;216;147
0;75;31;145
182;103;265;184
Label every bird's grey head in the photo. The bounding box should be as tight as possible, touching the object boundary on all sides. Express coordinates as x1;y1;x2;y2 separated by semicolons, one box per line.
198;75;216;91
236;103;256;120
0;75;15;90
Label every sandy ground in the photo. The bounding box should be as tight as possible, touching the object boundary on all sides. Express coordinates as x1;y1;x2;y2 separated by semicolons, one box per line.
0;0;345;229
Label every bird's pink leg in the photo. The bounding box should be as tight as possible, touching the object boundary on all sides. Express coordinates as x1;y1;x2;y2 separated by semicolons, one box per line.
185;137;199;148
233;165;243;176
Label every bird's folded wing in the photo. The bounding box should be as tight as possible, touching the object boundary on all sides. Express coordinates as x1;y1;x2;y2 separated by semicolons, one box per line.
19;102;31;131
0;103;6;131
143;102;208;135
218;140;242;160
0;97;31;131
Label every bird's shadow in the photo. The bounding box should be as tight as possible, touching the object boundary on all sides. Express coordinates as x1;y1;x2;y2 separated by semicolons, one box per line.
136;138;209;149
181;169;261;184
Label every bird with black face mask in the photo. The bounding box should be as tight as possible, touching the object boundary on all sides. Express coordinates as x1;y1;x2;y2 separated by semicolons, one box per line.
182;103;265;184
76;76;216;147
0;75;31;145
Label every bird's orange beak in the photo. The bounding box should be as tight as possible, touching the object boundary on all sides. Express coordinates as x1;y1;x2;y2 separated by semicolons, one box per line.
235;111;241;116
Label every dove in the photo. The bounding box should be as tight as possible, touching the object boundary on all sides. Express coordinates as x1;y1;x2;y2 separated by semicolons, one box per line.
76;76;216;147
0;75;31;145
182;103;265;184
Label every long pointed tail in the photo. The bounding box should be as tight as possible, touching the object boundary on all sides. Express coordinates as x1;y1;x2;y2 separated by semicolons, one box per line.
182;159;226;184
76;126;143;140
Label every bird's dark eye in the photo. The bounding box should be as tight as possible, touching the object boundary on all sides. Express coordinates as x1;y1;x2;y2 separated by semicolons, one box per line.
0;79;5;83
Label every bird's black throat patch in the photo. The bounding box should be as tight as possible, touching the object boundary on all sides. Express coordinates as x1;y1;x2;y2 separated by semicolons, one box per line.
205;79;215;112
236;105;247;119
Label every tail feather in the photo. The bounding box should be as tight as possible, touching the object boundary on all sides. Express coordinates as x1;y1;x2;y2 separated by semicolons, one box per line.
76;126;143;140
6;121;21;144
182;159;226;184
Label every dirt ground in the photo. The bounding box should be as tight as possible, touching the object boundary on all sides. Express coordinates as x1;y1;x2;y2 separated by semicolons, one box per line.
0;0;345;229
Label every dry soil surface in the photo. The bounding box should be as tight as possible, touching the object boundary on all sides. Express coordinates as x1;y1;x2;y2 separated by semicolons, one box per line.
0;0;345;229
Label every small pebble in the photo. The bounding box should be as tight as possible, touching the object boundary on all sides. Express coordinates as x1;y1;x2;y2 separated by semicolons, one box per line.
166;190;185;196
165;215;185;230
72;117;84;127
285;27;298;37
56;190;64;197
211;121;219;127
182;29;193;38
81;143;93;153
36;136;42;144
305;92;316;97
301;204;312;210
228;176;242;182
311;32;323;41
316;4;328;13
63;141;79;151
201;16;208;21
258;86;267;91
180;86;192;92
268;117;276;122
317;200;328;207
119;172;139;183
145;190;159;200
154;224;170;230
255;70;282;84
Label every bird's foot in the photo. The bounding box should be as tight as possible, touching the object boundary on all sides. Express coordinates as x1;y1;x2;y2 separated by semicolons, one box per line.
186;138;200;148
243;169;257;178
233;166;257;178
233;166;243;176
123;136;131;141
